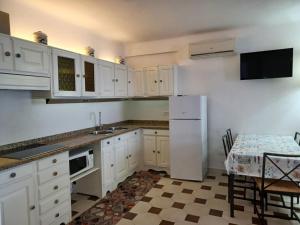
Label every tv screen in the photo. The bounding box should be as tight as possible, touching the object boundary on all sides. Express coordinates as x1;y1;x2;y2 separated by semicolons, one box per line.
240;48;293;80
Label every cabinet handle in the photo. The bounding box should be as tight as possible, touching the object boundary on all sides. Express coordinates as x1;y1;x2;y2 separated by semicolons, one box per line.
157;151;160;154
10;172;16;178
54;199;59;204
110;164;114;167
118;137;121;140
160;80;163;83
15;53;21;58
107;141;110;144
115;79;119;82
154;80;157;83
55;213;60;218
4;51;11;57
129;154;132;158
153;150;156;153
30;205;35;210
76;74;80;78
126;156;128;159
82;74;86;78
128;80;131;84
54;185;59;190
52;159;57;164
154;131;157;134
134;132;137;135
53;171;58;176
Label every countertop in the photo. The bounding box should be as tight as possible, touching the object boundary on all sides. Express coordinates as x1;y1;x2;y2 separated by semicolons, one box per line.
0;123;168;172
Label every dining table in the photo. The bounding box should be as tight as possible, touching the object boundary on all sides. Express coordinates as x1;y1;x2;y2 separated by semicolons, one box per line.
225;134;300;217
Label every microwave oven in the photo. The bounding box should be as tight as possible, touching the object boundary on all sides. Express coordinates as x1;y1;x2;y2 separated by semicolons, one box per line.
69;147;94;178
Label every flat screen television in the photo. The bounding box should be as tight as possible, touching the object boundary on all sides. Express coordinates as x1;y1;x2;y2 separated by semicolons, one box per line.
240;48;293;80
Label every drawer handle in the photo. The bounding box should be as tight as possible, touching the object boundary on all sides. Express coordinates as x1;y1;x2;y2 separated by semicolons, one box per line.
54;185;59;190
107;141;110;144
55;213;60;218
52;159;57;164
118;138;121;141
76;74;80;78
53;171;58;176
134;132;137;135
15;53;21;58
154;131;157;134
10;172;16;178
110;164;114;167
4;51;11;57
54;199;59;204
30;205;35;210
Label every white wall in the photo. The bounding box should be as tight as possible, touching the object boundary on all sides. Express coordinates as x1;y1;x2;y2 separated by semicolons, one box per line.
125;23;300;169
0;0;126;145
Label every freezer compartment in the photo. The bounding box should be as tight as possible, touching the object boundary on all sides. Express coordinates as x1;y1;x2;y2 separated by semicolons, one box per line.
170;120;204;181
169;96;205;120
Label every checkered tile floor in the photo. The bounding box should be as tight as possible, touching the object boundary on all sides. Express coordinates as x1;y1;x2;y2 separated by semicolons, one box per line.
117;169;300;225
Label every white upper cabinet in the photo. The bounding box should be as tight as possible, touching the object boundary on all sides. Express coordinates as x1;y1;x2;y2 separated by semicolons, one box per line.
0;34;13;71
144;66;159;96
128;68;144;97
81;55;97;97
114;64;128;97
98;60;115;97
127;67;134;97
13;39;50;76
158;65;174;96
52;48;82;97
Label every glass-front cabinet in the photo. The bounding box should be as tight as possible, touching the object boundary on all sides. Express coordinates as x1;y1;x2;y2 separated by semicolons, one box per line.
52;48;81;97
81;56;97;97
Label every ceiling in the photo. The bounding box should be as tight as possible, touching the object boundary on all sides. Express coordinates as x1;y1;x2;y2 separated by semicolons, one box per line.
19;0;300;43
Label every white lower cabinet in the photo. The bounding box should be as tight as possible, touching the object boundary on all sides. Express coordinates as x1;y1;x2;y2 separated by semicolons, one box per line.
37;152;71;225
143;129;170;168
101;130;142;196
0;163;38;225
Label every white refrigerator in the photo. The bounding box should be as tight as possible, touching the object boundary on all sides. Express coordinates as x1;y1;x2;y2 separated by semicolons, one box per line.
169;96;207;181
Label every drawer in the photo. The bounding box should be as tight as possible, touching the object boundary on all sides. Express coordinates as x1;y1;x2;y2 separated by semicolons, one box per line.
101;137;114;147
38;162;69;185
49;213;71;225
143;129;169;136
0;162;34;186
40;201;71;225
38;152;68;171
39;188;70;215
39;175;70;199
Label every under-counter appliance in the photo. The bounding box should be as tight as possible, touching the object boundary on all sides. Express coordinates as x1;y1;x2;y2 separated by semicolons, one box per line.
169;96;207;181
69;147;94;178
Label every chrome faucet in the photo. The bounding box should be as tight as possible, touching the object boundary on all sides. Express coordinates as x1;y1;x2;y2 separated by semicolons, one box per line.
98;112;103;130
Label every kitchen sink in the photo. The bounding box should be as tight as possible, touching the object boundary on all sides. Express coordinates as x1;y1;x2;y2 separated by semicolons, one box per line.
89;130;113;135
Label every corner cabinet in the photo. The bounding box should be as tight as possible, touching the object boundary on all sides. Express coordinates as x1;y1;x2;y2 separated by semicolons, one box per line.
0;163;38;225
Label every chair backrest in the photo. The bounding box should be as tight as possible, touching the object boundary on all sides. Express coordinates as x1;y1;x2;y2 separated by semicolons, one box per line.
222;134;230;158
261;152;300;192
294;132;300;146
226;128;234;149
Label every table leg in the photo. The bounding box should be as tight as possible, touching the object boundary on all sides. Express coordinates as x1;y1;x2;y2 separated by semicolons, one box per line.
229;173;234;217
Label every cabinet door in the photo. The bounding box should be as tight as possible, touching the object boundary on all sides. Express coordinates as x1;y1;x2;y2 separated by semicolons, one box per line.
102;145;115;194
13;38;50;77
144;66;159;96
0;34;13;71
98;60;115;97
127;67;135;97
0;176;37;225
134;69;144;96
127;131;140;172
114;141;128;181
52;49;82;97
114;64;128;97
81;56;97;97
143;135;157;166
159;65;173;96
156;136;170;168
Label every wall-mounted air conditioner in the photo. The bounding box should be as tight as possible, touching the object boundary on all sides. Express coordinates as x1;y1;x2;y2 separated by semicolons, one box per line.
189;39;236;59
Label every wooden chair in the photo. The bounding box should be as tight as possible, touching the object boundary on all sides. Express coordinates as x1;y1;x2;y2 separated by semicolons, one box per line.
222;131;254;203
254;153;300;224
